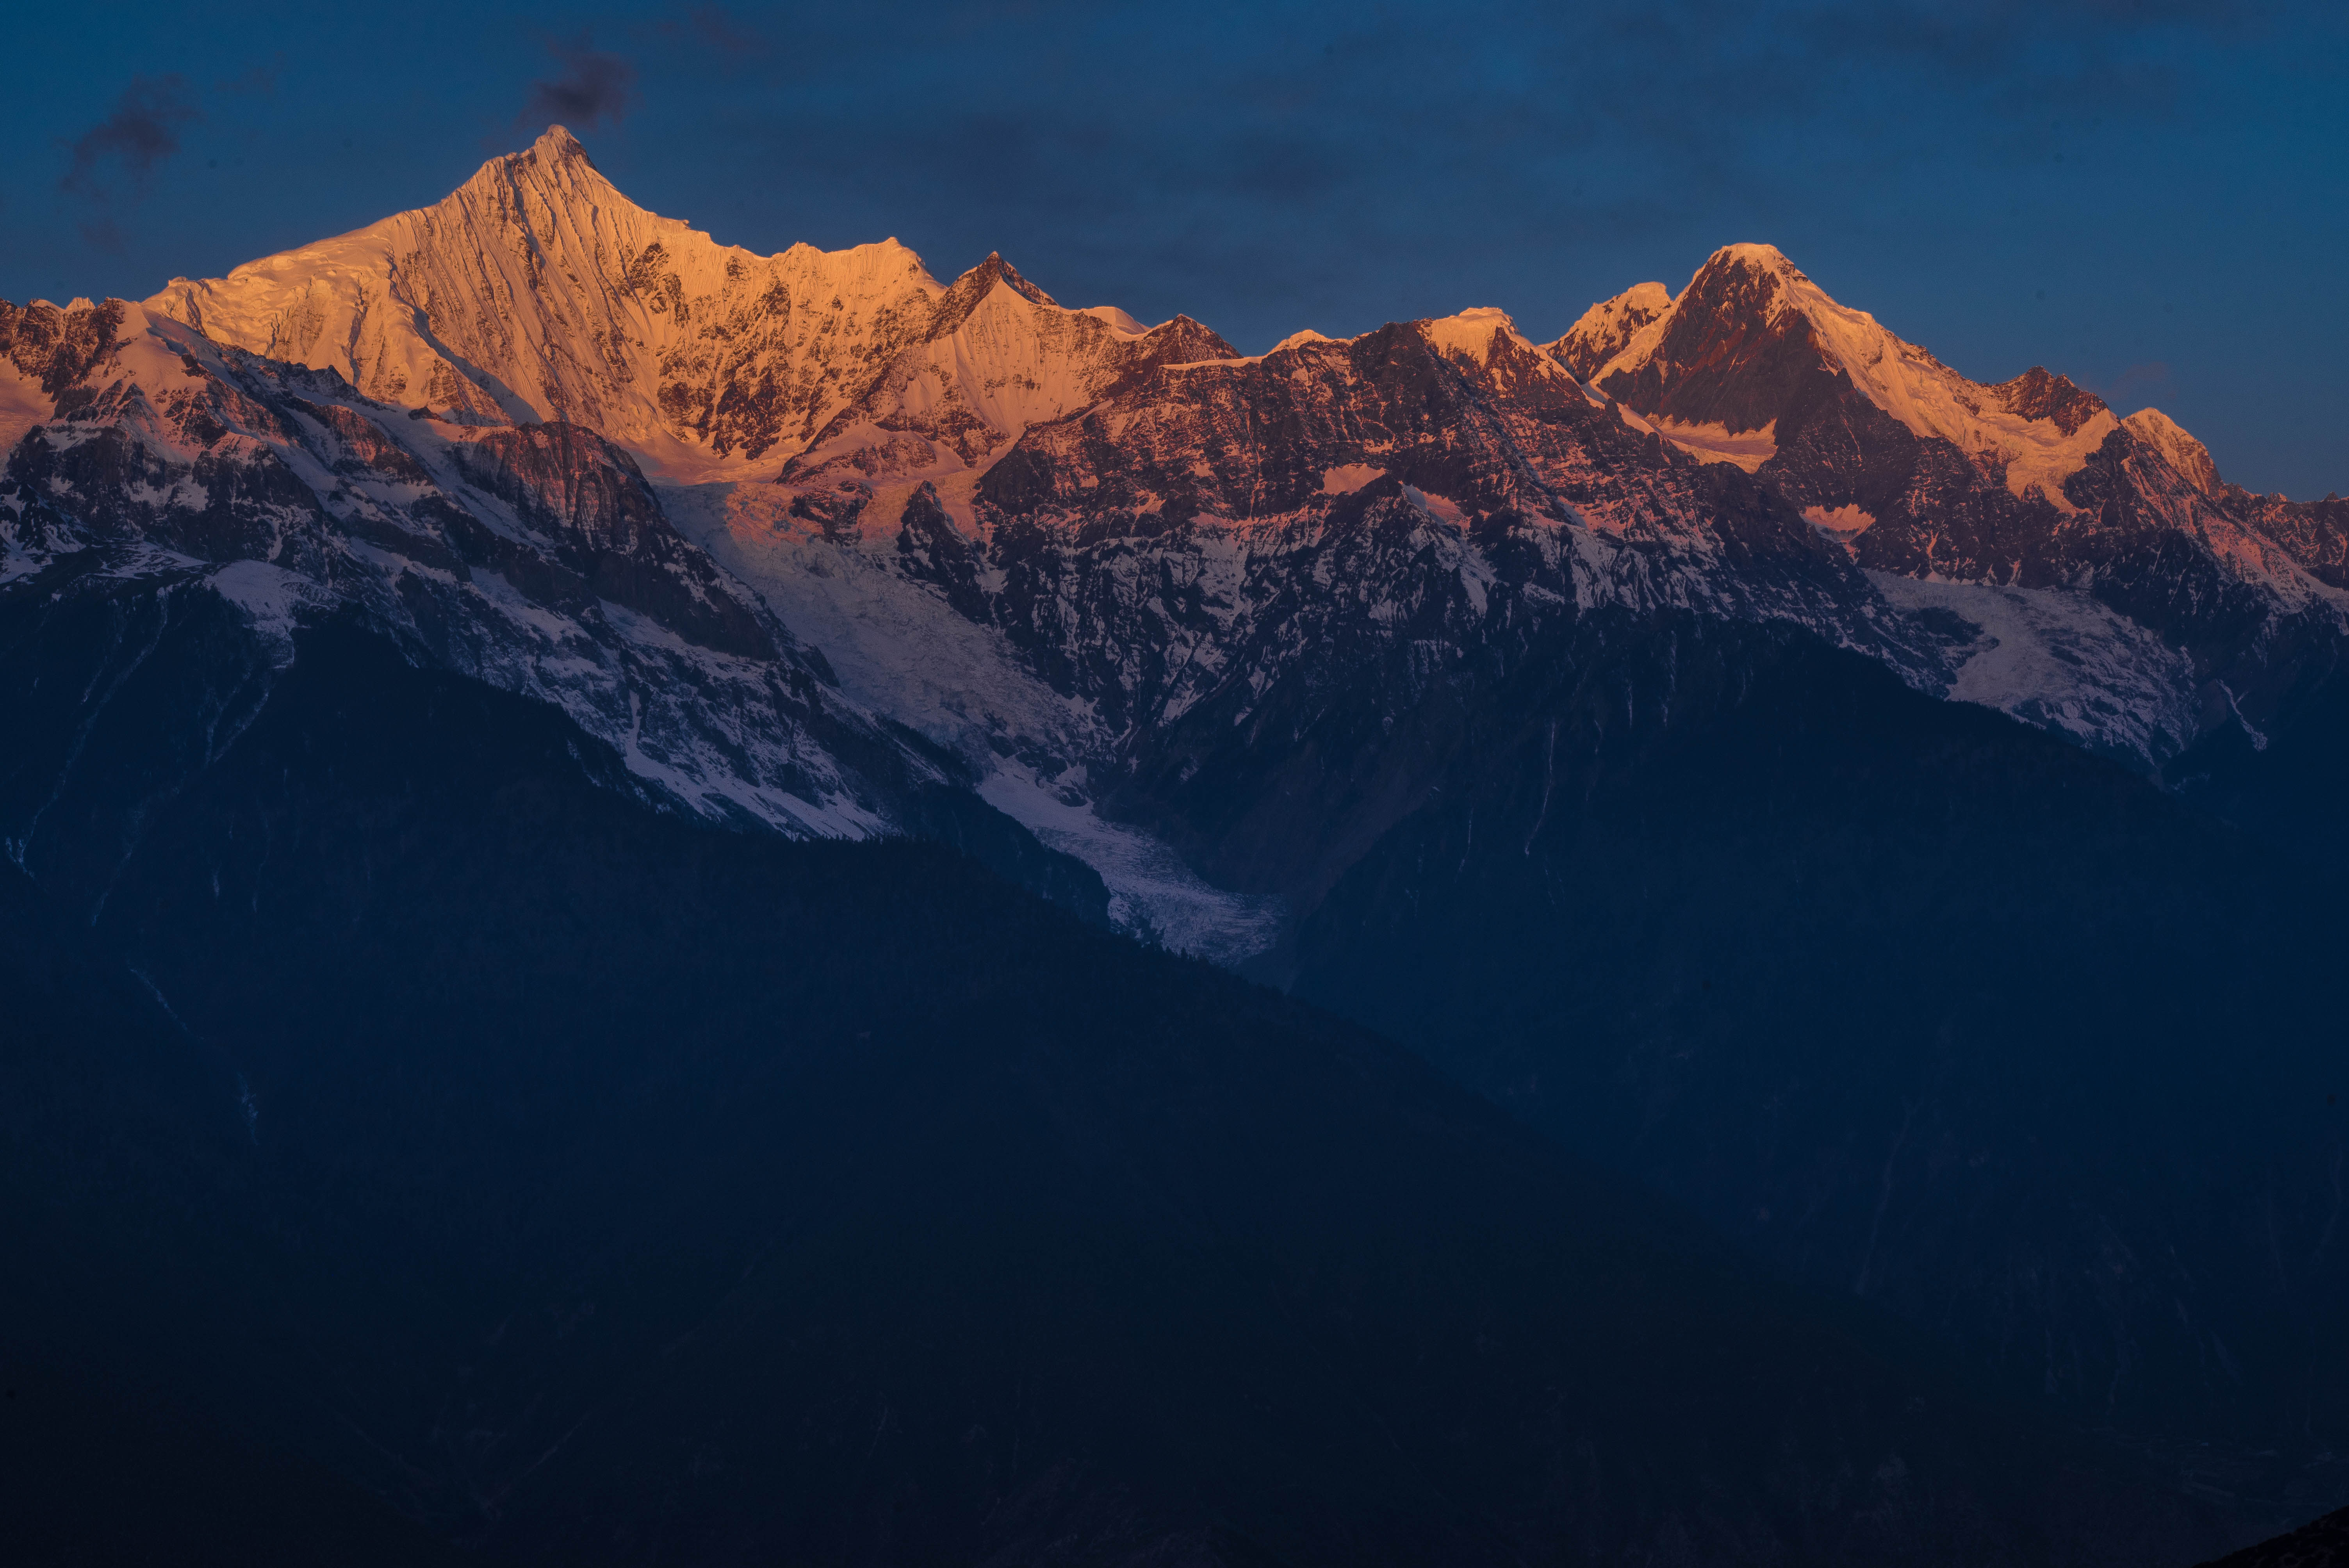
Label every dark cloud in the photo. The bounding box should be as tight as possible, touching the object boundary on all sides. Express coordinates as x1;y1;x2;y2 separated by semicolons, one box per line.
59;74;200;200
516;36;638;134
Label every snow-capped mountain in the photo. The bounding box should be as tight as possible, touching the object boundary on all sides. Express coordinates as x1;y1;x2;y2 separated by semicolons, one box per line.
1588;244;2121;500
0;288;1116;939
690;298;1966;944
1577;243;2349;766
144;127;940;470
29;132;1897;948
145;128;1235;484
0;292;913;830
12;128;2347;945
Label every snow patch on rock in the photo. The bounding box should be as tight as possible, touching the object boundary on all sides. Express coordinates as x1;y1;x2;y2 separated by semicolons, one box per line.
203;559;322;649
1871;571;2199;768
1321;464;1385;495
1804;503;1875;542
1654;416;1777;472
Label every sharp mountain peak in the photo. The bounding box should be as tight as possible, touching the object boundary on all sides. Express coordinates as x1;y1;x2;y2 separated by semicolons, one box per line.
529;122;592;161
129;125;2248;511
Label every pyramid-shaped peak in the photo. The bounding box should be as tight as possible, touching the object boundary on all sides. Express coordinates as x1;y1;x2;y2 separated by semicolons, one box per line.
531;125;592;163
1674;244;1825;319
1663;243;1861;341
456;124;624;211
1990;366;2109;437
2123;407;2220;495
954;253;1060;310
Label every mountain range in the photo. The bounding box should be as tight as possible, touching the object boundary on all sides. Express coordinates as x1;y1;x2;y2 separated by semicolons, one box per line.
6;125;2347;1563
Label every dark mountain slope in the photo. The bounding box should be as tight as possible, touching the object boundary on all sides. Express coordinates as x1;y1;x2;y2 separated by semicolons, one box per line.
0;860;461;1567
1288;613;2349;1509
2168;638;2349;878
0;614;2228;1565
2197;1504;2349;1568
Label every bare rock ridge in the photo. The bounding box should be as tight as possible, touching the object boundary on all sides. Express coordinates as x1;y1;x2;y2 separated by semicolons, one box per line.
1991;363;2110;435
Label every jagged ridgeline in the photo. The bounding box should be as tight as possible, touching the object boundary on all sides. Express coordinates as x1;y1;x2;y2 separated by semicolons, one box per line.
6;125;2349;1561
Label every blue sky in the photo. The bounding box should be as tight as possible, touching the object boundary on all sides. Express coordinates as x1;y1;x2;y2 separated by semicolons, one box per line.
3;2;2343;497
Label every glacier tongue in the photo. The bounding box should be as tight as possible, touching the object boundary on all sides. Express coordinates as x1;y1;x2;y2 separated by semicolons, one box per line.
658;477;1287;961
977;763;1287;964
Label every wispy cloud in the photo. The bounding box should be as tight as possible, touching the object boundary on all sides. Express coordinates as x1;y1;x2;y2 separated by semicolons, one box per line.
60;74;200;200
516;36;638;134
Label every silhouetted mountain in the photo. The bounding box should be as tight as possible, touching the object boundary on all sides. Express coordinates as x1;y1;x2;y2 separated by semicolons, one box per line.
2196;1504;2349;1568
1276;611;2349;1488
0;830;463;1568
0;613;2228;1564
